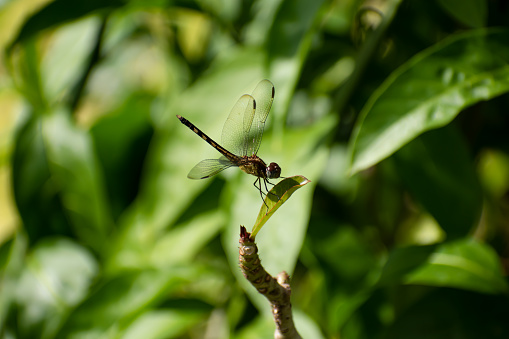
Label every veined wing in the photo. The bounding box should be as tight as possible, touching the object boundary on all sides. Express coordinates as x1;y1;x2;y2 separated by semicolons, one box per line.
187;156;235;179
246;79;275;156
221;94;256;157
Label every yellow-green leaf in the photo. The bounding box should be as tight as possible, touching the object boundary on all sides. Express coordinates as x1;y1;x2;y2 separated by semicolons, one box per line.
251;175;310;238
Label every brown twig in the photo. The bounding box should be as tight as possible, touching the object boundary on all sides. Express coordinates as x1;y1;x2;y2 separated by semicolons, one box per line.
239;226;302;339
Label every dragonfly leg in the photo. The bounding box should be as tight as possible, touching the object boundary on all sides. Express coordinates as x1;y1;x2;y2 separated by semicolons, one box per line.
253;177;270;210
264;178;280;201
253;178;266;196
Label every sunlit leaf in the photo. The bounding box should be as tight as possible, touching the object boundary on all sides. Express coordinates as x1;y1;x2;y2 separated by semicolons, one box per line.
380;239;508;294
404;239;508;294
251;175;310;238
123;310;206;339
349;29;509;174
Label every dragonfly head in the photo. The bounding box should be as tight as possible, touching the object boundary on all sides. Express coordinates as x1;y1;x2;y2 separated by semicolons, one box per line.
266;162;281;179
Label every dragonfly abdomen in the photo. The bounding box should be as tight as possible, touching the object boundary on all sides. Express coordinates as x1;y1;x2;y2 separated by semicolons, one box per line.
177;115;236;160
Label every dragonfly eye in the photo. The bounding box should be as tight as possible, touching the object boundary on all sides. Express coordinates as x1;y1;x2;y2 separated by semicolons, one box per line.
266;162;281;179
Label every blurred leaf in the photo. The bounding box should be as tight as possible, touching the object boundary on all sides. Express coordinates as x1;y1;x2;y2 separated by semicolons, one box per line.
404;239;508;294
478;150;509;198
90;93;154;220
437;0;487;28
0;233;28;332
266;0;325;115
378;245;437;286
56;266;200;338
293;309;326;339
379;238;508;295
236;315;277;339
328;290;372;334
251;175;310;238
14;238;98;339
349;29;509;174
10;40;48;111
123;310;206;339
41;17;102;104
117;210;224;269
42;109;113;253
394;125;482;239
313;226;376;281
236;308;325;339
267;0;323;59
11;113;70;241
9;0;124;49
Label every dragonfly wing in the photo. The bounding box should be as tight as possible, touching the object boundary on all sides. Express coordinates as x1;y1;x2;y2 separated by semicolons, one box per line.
187;156;234;179
221;94;255;157
246;79;275;156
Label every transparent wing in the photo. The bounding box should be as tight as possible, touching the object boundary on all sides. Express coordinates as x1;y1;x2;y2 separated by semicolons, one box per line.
221;94;255;157
187;156;234;179
246;79;275;156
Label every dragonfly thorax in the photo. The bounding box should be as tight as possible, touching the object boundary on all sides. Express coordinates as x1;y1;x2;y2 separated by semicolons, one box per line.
266;162;281;179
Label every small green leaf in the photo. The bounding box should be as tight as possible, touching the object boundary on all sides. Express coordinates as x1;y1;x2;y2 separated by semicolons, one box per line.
251;175;310;238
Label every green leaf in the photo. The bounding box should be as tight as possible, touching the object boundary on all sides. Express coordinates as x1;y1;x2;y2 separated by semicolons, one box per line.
265;0;325;115
14;238;98;339
56;267;200;338
90;94;154;220
123;310;206;339
402;240;507;294
0;233;28;332
11;113;69;241
394;125;482;239
379;239;508;295
41;17;102;105
42;109;113;253
349;29;509;174
378;245;437;286
110;210;224;270
251;175;310;238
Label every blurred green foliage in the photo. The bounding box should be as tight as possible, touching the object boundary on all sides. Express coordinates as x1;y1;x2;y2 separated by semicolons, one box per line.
1;0;509;338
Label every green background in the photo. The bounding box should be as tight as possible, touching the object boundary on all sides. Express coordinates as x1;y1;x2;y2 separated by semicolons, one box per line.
1;0;509;338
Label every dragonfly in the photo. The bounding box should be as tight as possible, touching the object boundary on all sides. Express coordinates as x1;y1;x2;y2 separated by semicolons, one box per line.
176;79;281;205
